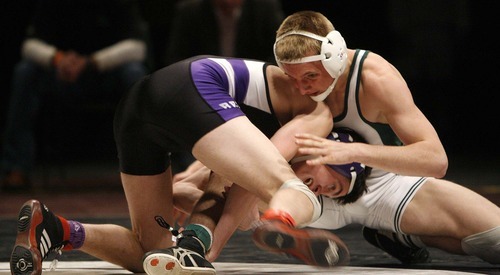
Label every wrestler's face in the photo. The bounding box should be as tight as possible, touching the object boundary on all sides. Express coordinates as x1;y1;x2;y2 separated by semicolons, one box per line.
281;60;334;98
291;161;351;198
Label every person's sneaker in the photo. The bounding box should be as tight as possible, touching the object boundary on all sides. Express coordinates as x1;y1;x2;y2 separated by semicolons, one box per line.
252;220;350;267
362;226;431;264
142;230;216;275
10;200;68;275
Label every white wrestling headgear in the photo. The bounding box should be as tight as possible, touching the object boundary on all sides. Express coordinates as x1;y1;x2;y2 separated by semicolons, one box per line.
274;30;348;102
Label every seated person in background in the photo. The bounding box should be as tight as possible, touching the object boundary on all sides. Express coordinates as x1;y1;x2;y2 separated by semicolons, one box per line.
0;0;148;190
166;0;284;64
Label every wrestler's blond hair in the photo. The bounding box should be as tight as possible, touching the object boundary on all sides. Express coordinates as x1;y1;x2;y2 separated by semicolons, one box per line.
275;11;335;62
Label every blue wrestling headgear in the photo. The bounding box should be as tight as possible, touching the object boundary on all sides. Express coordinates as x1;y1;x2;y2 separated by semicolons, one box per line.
290;131;366;194
274;30;348;102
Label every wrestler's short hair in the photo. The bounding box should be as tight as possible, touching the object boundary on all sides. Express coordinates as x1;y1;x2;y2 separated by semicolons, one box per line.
274;11;335;62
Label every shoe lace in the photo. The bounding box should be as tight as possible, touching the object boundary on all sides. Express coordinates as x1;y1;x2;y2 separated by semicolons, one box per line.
47;244;65;271
154;216;208;254
155;215;180;243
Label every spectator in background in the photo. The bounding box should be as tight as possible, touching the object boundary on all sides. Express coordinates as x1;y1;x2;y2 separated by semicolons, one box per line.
166;0;284;64
166;0;285;172
0;0;148;191
138;0;179;70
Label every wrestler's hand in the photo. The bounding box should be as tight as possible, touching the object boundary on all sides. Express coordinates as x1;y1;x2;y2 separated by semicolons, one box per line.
295;133;355;165
172;180;204;215
56;51;89;83
173;160;205;183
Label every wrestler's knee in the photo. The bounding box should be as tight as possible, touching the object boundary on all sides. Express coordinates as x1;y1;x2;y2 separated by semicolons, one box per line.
461;226;500;264
279;178;321;225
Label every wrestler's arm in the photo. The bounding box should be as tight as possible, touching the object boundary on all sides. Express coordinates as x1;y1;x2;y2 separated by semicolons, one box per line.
272;101;332;160
172;165;212;225
170;161;267;261
297;54;447;178
206;183;260;262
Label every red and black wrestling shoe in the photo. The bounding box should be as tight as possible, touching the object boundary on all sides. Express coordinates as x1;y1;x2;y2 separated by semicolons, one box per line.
10;200;69;275
252;210;350;267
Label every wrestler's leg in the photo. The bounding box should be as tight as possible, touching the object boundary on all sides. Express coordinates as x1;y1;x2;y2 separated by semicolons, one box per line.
193;116;317;226
418;236;464;254
79;170;175;272
193;117;345;267
401;178;500;254
143;171;227;275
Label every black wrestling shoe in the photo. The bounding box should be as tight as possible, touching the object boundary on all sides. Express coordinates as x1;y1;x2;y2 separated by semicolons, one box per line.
362;226;431;264
252;220;350;267
10;200;68;275
142;230;216;275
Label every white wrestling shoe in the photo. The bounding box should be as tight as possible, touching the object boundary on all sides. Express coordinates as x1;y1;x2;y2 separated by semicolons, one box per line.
143;230;216;275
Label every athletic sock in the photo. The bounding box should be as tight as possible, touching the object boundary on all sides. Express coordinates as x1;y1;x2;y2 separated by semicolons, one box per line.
68;220;85;249
58;217;85;250
261;209;297;227
184;224;213;252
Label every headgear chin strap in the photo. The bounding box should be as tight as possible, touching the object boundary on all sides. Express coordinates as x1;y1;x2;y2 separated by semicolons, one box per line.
290;131;365;195
310;79;336;102
274;30;348;102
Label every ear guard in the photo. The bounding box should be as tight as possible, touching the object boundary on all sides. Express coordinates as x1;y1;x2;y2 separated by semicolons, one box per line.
274;30;347;79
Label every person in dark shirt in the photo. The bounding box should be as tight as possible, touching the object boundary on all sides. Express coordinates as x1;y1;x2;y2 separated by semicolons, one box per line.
166;0;284;64
0;0;149;190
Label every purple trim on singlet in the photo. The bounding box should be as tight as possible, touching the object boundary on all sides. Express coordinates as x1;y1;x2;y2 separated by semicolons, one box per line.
227;59;250;103
191;58;249;122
